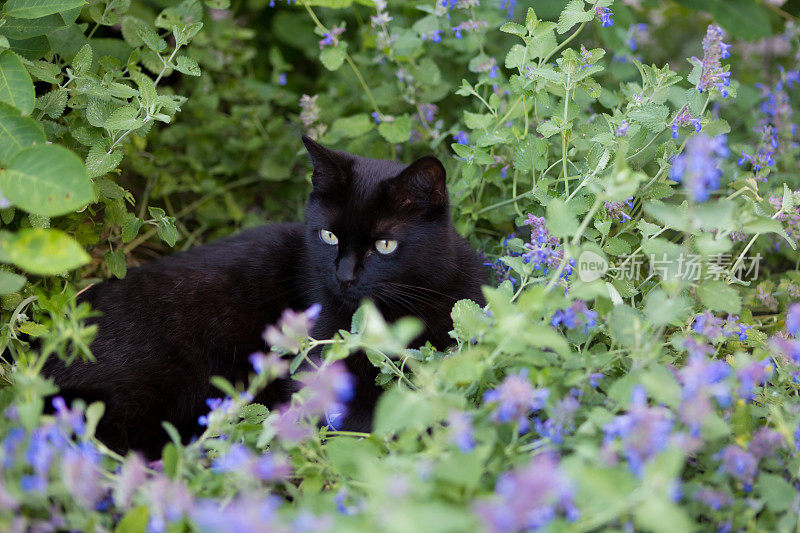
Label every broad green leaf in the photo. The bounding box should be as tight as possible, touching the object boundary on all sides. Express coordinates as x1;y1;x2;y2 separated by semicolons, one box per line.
3;0;86;19
331;114;373;138
0;144;93;217
104;249;127;278
173;56;200;76
556;0;593;34
546;198;579;238
0;270;26;294
72;43;92;74
377;114;411;144
756;473;796;513
2;228;90;274
319;45;346;71
104;106;143;131
0;101;46;165
696;280;741;314
629;104;668;133
85;143;123;178
0;50;35;115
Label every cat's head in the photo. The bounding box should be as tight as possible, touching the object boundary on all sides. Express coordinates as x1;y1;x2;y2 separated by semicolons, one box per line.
302;136;453;309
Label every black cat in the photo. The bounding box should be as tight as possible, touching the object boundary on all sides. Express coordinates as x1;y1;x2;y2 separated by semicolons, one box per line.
43;136;486;458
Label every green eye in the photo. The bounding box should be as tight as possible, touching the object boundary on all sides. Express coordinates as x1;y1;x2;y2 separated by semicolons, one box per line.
319;229;338;245
375;239;398;255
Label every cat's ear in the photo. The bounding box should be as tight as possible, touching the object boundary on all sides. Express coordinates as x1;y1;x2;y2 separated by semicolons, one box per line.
391;155;448;210
302;135;347;193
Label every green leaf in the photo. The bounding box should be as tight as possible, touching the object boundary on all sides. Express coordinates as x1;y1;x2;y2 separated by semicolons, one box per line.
0;271;26;294
319;46;346;71
377;114;411;144
2;228;90;274
0;144;93;217
546;198;579;238
104;249;127;278
135;22;167;53
556;0;593;35
696;281;742;314
3;0;86;19
756;473;796;513
499;21;527;37
35;88;67;118
115;506;149;533
0;101;46;166
72;43;92;74
463;111;492;130
104;106;143;131
173;55;200;76
629;104;668;133
0;50;35;115
85;143;123;179
331;114;373;138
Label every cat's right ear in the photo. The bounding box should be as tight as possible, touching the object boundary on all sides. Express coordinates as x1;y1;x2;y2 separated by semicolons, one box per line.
302;135;347;194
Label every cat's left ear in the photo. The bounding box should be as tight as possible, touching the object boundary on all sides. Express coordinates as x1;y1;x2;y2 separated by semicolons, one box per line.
391;155;448;210
302;135;348;194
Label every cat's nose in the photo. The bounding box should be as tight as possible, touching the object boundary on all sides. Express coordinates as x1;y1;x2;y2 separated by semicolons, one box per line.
336;256;357;285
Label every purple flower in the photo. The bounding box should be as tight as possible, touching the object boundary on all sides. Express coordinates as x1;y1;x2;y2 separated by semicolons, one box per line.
499;0;516;18
676;353;730;435
671;106;702;139
52;396;86;437
589;372;603;388
748;427;784;460
421;30;442;43
603;386;674;476
787;303;800;337
318;25;345;48
605;197;634;222
296;361;354;416
616;120;629;137
484;370;549;432
694;25;732;97
277;73;287;86
535;394;580;444
474;452;578;532
146;475;194;533
551;301;597;333
192;495;281;533
448;411;475;452
716;445;758;491
692;311;729;341
61;443;103;508
263;303;321;354
695;487;733;510
735;359;772;401
453;130;469;145
594;6;614;28
114;454;148;509
670;134;729;202
249;351;288;377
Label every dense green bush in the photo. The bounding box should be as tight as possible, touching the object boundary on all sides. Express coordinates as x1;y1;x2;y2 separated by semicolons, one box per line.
1;0;800;531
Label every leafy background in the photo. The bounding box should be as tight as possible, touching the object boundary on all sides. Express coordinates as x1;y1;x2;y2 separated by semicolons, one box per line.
1;0;800;531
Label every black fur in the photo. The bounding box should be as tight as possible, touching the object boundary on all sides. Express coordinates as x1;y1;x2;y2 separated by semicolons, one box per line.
43;137;486;457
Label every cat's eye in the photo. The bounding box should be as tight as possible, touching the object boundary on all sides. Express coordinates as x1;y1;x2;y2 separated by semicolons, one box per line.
375;239;398;255
319;229;338;245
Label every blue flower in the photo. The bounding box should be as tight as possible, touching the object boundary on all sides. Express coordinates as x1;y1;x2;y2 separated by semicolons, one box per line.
277;73;287;86
453;130;469;145
594;6;614;28
447;411;475;452
670;134;728;202
484;369;549;432
787;303;800;337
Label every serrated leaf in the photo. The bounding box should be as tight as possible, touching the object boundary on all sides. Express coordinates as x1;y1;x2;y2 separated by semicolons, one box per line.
319;46;346;71
85;143;123;179
104;106;143;131
463;111;492;130
86;97;114;128
2;228;90;274
35;88;67;119
72;43;92;74
173;55;200;76
0;144;93;217
629;104;668;133
0;50;35;115
330;114;373;138
104;249;127;278
696;281;741;314
499;22;526;37
0;101;46;166
120;213;143;242
556;0;594;34
377;114;411;144
546;198;579;238
135;22;167;53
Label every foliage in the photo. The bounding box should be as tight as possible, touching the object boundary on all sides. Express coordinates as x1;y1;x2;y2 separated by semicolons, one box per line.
1;0;800;531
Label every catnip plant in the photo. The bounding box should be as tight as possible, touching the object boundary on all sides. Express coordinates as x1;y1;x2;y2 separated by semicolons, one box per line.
1;0;800;532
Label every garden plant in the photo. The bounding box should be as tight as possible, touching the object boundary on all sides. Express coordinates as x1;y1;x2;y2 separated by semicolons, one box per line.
0;0;800;531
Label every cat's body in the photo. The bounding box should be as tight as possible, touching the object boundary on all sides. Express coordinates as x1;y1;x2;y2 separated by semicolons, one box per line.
44;137;486;457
